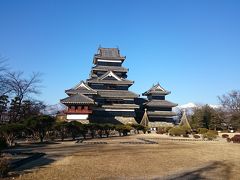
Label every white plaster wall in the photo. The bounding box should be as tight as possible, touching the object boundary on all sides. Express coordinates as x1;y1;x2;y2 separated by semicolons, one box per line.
67;114;88;120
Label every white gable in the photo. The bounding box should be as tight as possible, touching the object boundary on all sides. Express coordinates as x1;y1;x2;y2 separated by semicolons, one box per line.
155;84;166;92
100;71;122;81
74;81;91;90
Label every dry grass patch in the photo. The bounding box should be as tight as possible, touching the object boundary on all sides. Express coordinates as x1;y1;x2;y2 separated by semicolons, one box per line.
17;135;240;180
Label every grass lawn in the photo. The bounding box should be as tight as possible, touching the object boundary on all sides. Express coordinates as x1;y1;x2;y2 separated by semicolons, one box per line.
16;134;240;180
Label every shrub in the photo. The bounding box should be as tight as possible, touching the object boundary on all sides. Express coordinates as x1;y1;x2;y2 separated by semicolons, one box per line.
169;126;186;137
54;121;68;141
101;124;114;138
193;134;201;139
183;134;189;138
222;134;229;138
0;157;10;178
197;128;208;134
156;126;173;134
202;131;217;140
131;124;147;134
0;123;25;146
156;127;165;134
122;125;132;136
181;125;192;134
115;125;132;136
65;121;83;140
231;135;240;143
208;130;218;135
164;126;173;133
24;115;55;142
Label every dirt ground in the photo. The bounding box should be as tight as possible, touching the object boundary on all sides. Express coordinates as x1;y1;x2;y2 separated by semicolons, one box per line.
16;134;240;180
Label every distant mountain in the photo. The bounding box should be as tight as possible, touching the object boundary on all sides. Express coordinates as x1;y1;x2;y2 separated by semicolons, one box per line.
173;102;221;114
42;103;66;116
178;102;197;109
177;102;221;109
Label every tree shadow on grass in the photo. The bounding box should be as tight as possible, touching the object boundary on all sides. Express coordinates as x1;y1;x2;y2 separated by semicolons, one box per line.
13;156;55;173
157;161;232;180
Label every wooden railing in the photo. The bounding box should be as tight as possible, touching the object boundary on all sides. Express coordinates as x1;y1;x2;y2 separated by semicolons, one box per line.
64;109;93;114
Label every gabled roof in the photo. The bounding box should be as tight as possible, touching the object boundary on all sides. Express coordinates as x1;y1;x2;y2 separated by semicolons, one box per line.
99;48;120;57
99;71;122;81
90;73;98;78
65;81;97;95
93;47;126;64
143;83;170;96
101;104;139;109
60;94;94;105
87;79;134;85
144;100;178;107
87;71;134;85
147;111;176;117
97;90;139;98
92;65;128;73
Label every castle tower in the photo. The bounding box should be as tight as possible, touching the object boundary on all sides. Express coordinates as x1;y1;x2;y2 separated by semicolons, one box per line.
142;83;177;127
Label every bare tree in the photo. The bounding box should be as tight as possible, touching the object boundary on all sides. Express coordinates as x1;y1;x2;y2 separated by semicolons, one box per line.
218;90;240;113
6;71;42;122
218;90;240;130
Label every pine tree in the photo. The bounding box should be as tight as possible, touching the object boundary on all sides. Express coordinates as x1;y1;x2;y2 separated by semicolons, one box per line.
0;95;9;122
9;97;21;123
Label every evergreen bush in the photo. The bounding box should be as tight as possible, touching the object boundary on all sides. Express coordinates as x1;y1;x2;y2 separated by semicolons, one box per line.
169;126;186;136
197;128;208;134
164;126;173;133
157;126;173;134
208;130;218;135
202;131;217;140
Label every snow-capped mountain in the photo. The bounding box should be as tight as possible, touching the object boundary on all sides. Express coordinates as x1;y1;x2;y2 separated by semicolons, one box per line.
42;103;66;116
178;102;197;109
175;102;221;111
173;102;221;119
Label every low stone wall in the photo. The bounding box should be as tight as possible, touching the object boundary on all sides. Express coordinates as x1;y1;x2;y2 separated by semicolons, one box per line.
115;116;137;124
149;121;174;128
89;116;137;124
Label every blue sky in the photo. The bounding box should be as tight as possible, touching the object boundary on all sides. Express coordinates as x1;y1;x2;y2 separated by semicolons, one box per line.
0;0;240;105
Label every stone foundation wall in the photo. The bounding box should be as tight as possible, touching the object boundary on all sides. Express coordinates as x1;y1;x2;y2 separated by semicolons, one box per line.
89;116;137;124
149;121;174;128
115;116;138;124
67;119;90;124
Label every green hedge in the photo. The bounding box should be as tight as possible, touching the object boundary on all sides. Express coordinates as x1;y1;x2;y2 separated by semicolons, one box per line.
197;128;208;134
169;126;187;136
156;126;172;134
202;131;217;140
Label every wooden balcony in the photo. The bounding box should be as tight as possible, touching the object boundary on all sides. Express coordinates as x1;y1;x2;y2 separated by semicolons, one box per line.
64;109;93;114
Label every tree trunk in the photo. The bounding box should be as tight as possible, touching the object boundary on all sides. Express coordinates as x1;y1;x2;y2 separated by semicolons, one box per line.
40;135;44;143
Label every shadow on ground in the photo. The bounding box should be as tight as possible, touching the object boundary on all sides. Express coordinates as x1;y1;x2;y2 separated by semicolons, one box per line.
158;161;232;180
13;156;55;172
